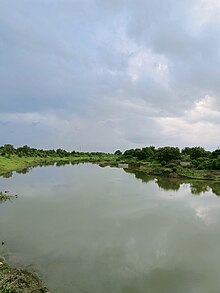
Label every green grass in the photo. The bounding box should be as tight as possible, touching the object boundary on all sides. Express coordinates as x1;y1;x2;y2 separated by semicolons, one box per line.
177;167;218;180
0;156;57;176
1;154;220;182
0;155;88;176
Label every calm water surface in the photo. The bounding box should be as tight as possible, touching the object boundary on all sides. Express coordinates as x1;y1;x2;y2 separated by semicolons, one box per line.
0;164;220;293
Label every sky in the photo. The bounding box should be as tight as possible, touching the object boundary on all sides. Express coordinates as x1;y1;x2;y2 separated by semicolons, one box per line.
0;0;220;152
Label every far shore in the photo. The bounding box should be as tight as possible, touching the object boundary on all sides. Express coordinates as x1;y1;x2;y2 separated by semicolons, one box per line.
1;154;220;182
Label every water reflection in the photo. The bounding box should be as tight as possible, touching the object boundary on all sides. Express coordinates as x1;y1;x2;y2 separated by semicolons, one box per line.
2;161;78;178
124;169;220;196
1;162;220;196
190;181;210;195
16;167;32;175
56;160;70;166
1;171;13;178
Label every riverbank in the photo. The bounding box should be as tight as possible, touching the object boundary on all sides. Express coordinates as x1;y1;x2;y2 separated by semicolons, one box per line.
97;159;220;181
0;155;83;176
0;256;48;293
128;163;220;181
1;154;220;181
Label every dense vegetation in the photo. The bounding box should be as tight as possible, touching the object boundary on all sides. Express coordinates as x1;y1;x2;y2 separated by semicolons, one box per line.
115;145;220;170
0;144;108;158
0;144;220;170
0;144;220;181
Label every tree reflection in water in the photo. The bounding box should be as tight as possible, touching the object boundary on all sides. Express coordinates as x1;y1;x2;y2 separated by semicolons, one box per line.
124;169;220;196
1;163;220;196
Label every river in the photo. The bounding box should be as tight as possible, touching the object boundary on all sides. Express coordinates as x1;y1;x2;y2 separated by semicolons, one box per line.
0;163;220;292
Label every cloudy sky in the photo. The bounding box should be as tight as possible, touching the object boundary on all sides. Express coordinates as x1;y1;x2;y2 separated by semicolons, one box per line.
0;0;220;152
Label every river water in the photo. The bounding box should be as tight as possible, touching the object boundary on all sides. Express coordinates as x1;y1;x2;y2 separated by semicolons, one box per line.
0;163;220;292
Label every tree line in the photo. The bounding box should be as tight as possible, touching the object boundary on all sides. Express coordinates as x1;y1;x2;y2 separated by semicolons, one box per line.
1;144;220;170
114;146;220;170
0;144;107;158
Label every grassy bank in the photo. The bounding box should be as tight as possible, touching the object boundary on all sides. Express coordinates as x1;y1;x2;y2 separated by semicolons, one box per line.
1;144;220;180
1;154;220;181
0;155;88;176
0;153;119;177
0;257;48;293
98;157;220;181
0;156;46;176
129;163;220;181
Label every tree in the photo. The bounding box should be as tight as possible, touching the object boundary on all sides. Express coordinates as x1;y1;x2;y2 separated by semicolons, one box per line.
212;148;220;159
189;147;207;160
141;146;155;160
2;144;15;156
123;149;135;158
56;148;68;157
114;150;122;156
156;146;181;163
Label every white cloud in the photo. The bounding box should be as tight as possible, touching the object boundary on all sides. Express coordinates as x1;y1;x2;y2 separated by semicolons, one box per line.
157;95;220;149
191;0;220;28
128;48;170;87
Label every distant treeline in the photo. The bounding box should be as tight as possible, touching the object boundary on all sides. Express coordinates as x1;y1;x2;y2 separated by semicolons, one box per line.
0;144;107;158
114;146;220;170
1;144;220;170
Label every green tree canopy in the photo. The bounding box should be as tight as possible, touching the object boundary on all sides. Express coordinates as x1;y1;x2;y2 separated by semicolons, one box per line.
156;147;181;163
